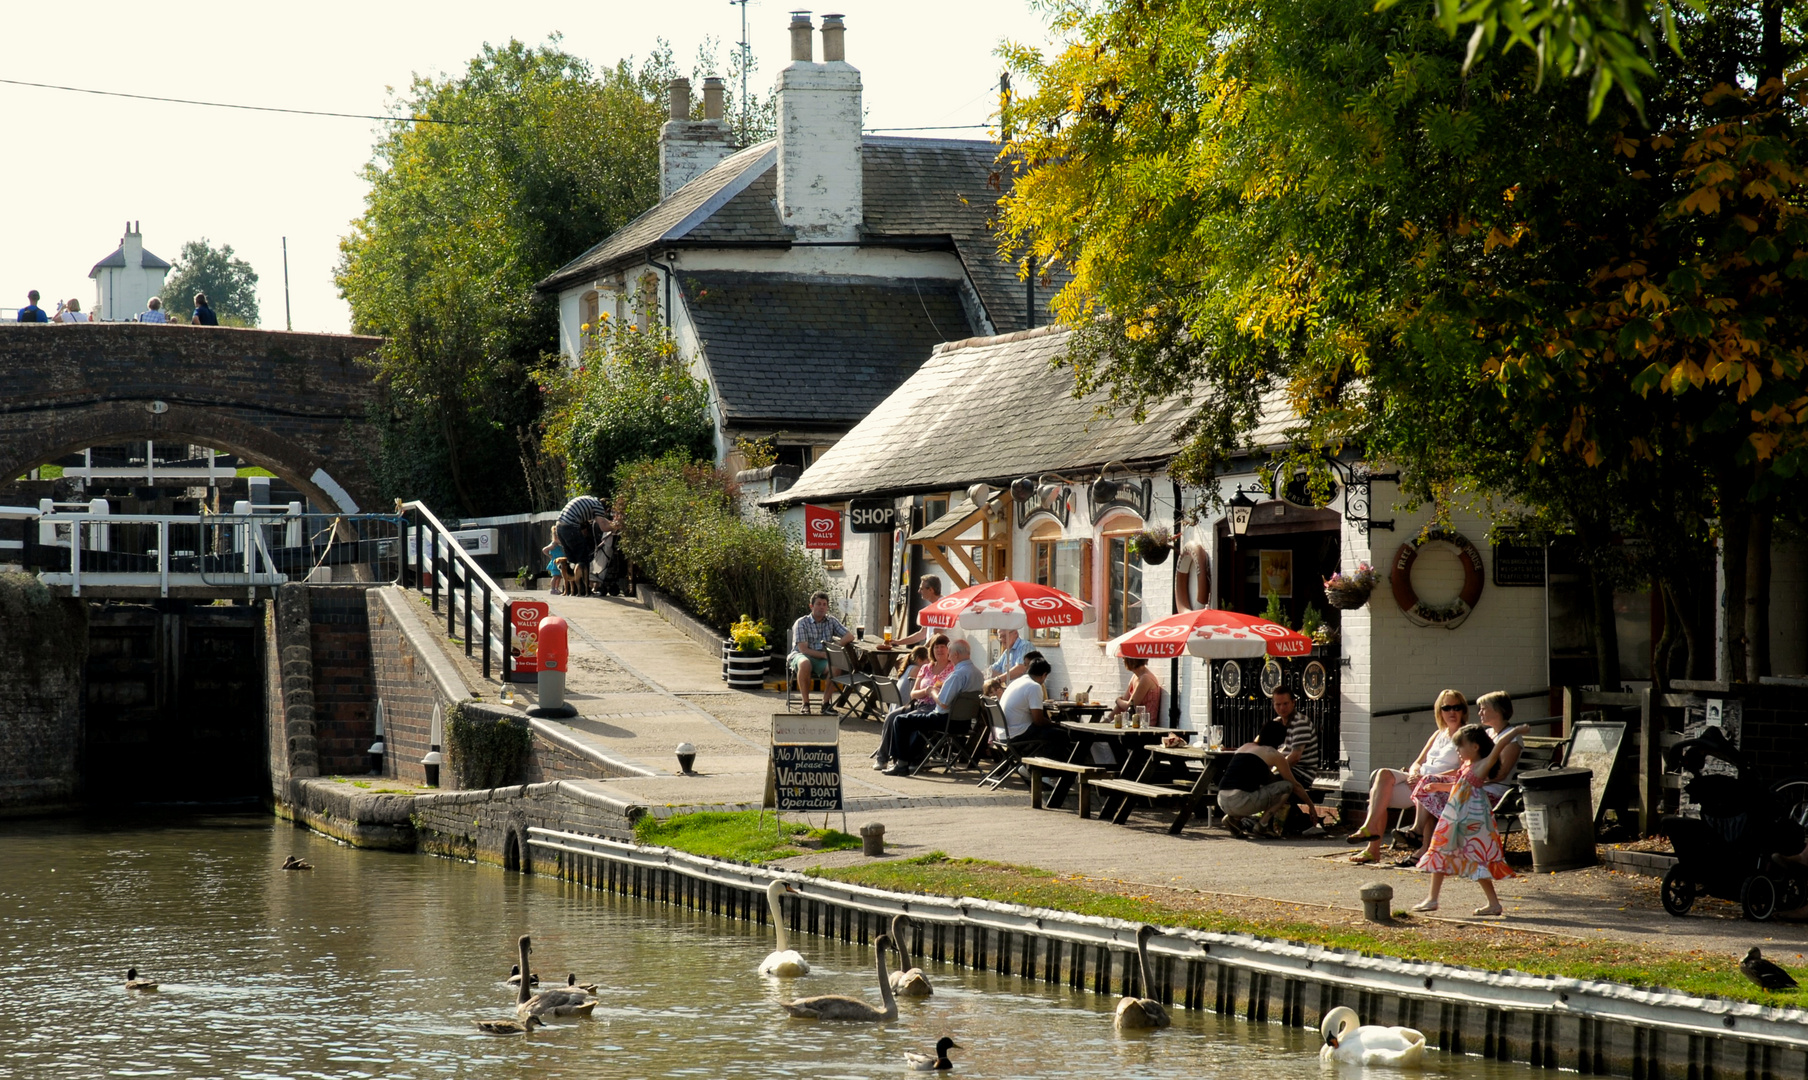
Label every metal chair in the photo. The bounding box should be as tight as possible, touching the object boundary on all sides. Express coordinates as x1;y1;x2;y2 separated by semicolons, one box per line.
978;701;1050;789
826;642;880;720
911;690;983;776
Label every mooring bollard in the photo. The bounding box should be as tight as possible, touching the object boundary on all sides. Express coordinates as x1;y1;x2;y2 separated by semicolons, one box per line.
860;822;885;857
1359;881;1394;922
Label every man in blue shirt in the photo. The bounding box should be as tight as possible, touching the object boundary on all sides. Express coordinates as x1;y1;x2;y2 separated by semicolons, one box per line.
983;627;1030;696
879;639;982;774
17;290;46;322
789;591;852;715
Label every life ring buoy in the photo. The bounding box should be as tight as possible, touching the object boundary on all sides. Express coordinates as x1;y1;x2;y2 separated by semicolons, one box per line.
1389;528;1484;629
1174;540;1210;612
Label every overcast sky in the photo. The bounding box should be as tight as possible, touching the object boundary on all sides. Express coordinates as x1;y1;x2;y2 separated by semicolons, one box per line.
1;1;1054;333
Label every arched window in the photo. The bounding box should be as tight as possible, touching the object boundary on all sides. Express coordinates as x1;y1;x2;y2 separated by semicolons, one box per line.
1099;512;1144;638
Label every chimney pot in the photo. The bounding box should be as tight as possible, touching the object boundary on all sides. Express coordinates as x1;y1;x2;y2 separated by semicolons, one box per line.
789;11;814;62
820;13;845;62
668;77;691;122
702;77;726;121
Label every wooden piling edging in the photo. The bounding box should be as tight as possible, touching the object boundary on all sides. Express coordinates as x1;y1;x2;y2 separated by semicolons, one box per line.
524;827;1808;1080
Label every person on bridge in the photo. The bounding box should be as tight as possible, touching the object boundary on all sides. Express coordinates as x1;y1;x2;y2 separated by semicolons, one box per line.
191;293;219;326
135;297;170;323
17;290;47;322
53;298;90;323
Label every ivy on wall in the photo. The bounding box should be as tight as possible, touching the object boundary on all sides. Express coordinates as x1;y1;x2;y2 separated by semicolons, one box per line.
445;701;532;790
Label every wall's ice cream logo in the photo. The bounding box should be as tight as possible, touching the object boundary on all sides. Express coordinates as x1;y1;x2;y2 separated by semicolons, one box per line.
803;505;842;550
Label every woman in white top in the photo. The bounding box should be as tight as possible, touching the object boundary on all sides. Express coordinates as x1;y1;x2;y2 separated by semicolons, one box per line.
53;298;90;323
1349;689;1469;864
1474;690;1525;803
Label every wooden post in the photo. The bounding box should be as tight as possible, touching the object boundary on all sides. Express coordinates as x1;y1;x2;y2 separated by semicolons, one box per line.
1638;686;1659;836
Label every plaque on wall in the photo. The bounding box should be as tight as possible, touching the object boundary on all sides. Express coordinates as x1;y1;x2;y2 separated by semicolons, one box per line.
1492;540;1545;587
1259;658;1284;697
1302;660;1328;700
1218;661;1242;697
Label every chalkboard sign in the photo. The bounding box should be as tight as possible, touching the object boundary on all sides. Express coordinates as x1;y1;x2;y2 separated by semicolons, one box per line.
1564;720;1626;826
765;714;843;813
1492;541;1546;587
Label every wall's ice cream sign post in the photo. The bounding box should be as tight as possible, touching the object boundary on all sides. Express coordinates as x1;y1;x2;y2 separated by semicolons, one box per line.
804;504;841;550
507;601;548;682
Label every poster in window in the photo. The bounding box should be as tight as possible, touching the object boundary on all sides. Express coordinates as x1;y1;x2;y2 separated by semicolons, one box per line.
1259;550;1293;598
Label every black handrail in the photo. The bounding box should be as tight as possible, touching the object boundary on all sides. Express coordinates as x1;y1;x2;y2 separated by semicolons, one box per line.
401;500;510;680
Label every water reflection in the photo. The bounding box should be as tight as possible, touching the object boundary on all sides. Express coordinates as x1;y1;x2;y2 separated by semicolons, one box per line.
0;815;1533;1078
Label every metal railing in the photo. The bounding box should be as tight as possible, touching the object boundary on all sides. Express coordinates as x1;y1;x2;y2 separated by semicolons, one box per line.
31;510;405;598
399;500;510;680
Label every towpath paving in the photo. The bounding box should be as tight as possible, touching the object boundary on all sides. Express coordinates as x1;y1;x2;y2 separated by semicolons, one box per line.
462;589;1808;962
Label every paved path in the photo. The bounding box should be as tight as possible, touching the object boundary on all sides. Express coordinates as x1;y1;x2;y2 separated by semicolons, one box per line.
478;590;1808;960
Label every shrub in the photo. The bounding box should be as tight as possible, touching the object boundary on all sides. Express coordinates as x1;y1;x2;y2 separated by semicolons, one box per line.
612;453;826;632
446;702;532;789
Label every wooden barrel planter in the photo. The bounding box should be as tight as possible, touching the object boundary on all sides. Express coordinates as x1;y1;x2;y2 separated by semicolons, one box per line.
723;643;769;689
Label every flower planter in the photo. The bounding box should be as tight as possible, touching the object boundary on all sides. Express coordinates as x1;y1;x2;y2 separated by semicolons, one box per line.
722;642;769;689
1131;531;1173;565
1324;583;1372;610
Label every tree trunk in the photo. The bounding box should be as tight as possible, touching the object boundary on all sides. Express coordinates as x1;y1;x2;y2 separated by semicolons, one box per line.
1761;0;1785;84
1746;508;1772;681
1721;503;1750;682
1651;577;1677;693
1590;564;1623;691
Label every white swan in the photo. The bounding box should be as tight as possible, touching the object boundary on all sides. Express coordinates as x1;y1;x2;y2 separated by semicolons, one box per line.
1113;925;1171;1031
1319;1005;1427;1067
513;935;595;1021
889;914;932;997
781;933;898;1021
758;880;810;977
903;1036;960;1070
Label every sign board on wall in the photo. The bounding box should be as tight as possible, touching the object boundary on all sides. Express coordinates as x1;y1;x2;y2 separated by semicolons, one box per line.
848;499;896;533
764;713;843;812
1491;540;1546;587
804;505;842;550
507;600;548;682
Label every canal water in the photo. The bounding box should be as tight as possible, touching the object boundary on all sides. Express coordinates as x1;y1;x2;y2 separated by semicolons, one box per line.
1;815;1540;1078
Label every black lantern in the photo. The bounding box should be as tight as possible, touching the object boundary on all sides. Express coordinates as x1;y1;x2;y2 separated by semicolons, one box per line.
1010;476;1037;502
1090;476;1120;505
1228;486;1257;537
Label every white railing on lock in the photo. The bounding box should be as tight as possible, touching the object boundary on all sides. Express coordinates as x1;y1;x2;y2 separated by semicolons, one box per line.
36;513;286;598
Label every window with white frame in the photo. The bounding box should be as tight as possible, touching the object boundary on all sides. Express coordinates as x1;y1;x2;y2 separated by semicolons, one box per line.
1030;519;1090;645
1100;514;1144;639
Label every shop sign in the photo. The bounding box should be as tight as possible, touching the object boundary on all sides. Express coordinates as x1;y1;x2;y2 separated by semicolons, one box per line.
508;600;548;680
848;499;896;533
804;504;842;549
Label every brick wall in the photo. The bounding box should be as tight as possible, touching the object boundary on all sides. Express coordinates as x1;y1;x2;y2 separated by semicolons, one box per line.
366;587;459;785
0;575;88;810
308;588;375;775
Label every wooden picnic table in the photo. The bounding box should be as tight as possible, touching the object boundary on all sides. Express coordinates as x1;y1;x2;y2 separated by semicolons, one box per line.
1082;737;1229;834
1043;700;1110;723
847;638;907;676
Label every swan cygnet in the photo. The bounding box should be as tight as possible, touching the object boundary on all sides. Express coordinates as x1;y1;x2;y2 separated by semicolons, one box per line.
566;973;600;994
514;936;595;1021
757;880;810;977
781;933;898;1021
888;914;931;997
124;968;158;991
1113;926;1171;1031
505;964;540;987
475;1015;543;1035
1319;1006;1427;1067
904;1036;960;1071
280;856;313;871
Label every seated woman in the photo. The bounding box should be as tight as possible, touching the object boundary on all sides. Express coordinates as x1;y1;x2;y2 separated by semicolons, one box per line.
873;638;950;771
1111;657;1162;723
1474;690;1524;804
1216;720;1312;839
1349;689;1468;865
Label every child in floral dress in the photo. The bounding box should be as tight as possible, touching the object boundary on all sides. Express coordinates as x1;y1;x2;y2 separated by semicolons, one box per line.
1411;723;1530;916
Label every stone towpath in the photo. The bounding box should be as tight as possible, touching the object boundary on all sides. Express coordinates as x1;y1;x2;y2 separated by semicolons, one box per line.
473;590;1808;962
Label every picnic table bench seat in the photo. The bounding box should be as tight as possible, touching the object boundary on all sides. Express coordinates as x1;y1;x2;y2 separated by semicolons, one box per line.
1021;756;1113;818
1088;771;1213;835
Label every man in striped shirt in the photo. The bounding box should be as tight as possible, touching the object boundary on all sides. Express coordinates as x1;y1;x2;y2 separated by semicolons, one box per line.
555;495;615;576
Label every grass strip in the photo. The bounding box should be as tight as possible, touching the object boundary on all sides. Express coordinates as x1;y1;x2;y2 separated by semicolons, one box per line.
634;811;861;864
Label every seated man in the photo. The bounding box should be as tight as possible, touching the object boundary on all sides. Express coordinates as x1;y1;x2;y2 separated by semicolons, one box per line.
892;575;943;648
1215;719;1311;839
788;590;853;716
879;639;982;774
982;627;1031;696
997;657;1071;759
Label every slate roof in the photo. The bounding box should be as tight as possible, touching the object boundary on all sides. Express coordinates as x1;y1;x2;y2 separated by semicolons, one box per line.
88;243;172;276
535;135;1058;333
681;271;973;430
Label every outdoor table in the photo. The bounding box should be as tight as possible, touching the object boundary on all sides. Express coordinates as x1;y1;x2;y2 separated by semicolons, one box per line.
1043;701;1109;724
1059;721;1163;770
847;639;907;677
1147;744;1236;828
1084;738;1224;834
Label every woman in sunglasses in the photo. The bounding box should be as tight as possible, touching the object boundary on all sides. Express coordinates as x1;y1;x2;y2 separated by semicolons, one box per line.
1349;689;1469;864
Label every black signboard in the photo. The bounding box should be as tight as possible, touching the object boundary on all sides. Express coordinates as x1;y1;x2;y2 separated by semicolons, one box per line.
849;499;897;533
1492;541;1545;587
771;743;844;811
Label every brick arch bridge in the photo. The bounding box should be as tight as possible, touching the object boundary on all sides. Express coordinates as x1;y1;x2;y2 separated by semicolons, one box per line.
0;323;385;511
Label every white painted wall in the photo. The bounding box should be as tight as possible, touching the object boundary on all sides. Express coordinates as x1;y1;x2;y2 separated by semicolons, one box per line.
775;57;862;242
90;230;169;322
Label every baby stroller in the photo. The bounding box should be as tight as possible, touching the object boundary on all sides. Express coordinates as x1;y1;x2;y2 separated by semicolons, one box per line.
1659;726;1808;921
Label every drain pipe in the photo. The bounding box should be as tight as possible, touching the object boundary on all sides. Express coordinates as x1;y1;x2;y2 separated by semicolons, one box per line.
1170;480;1183;728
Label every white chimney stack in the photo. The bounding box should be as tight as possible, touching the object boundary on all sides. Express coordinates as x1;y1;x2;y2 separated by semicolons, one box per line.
776;11;863;242
659;75;736;199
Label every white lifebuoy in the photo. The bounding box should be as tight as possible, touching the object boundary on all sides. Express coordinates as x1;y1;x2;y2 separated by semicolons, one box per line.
1174;540;1210;611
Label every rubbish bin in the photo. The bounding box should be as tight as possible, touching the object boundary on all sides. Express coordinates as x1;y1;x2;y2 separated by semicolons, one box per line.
1517;767;1596;872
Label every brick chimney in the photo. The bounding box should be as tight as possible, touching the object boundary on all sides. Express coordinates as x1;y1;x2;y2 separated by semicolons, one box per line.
659;76;736;199
775;12;863;242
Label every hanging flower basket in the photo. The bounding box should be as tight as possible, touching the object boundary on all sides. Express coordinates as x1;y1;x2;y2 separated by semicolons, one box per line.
1323;563;1377;610
1131;527;1174;565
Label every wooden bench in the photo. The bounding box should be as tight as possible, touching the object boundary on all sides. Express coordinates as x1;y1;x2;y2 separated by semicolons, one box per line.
1021;756;1113;818
1088;769;1214;835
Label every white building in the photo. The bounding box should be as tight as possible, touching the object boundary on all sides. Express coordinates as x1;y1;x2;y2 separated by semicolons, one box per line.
535;13;1050;472
88;222;170;322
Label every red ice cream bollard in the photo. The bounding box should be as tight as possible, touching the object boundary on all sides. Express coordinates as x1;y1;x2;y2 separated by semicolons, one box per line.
527;615;576;718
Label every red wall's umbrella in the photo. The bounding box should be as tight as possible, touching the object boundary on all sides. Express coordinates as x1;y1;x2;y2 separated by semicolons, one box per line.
1105;608;1312;659
917;580;1094;630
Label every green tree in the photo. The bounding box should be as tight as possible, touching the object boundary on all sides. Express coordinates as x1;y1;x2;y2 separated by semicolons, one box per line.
335;37;674;516
162;239;259;325
998;0;1808;684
